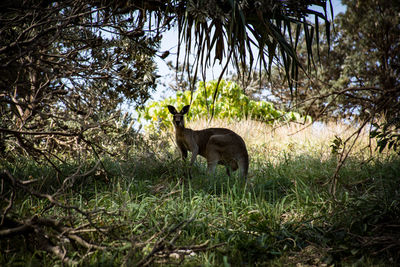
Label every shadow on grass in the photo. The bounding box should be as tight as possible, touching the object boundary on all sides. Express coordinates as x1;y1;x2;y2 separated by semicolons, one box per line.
1;153;399;266
155;154;400;266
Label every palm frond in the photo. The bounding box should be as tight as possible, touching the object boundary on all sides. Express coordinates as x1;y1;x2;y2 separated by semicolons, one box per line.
174;0;332;102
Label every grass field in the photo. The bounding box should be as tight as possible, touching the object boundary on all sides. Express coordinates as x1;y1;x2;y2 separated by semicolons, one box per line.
1;119;399;266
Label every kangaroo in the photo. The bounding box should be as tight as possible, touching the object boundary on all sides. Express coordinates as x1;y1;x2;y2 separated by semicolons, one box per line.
167;105;249;179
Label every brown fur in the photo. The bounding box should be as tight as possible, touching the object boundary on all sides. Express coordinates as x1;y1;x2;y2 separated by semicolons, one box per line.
167;105;249;179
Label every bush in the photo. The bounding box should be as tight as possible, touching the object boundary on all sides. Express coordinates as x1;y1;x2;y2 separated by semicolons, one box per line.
138;79;311;132
371;118;400;154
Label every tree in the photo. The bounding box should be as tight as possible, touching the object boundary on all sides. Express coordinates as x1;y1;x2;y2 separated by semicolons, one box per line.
321;0;400;123
232;0;400;125
324;0;400;155
0;1;160;163
316;0;400;187
230;25;344;120
172;0;332;92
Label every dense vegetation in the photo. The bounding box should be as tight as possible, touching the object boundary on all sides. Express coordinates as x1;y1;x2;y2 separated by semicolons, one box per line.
1;121;399;266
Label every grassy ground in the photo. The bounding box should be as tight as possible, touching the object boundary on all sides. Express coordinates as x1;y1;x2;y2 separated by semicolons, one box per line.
1;120;400;266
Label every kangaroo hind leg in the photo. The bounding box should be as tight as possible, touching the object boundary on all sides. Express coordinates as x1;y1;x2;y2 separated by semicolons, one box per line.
237;157;248;180
206;149;219;177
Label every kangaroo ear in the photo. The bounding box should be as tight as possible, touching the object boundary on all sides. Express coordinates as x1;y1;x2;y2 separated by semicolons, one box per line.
167;105;177;115
181;105;190;115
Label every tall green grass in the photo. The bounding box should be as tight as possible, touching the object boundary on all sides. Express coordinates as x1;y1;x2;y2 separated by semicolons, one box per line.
1;121;399;266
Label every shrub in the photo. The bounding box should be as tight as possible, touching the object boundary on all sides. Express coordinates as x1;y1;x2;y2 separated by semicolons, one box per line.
138;80;311;132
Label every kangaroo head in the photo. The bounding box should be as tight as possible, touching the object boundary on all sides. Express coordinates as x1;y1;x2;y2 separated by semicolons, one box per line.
167;105;190;128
